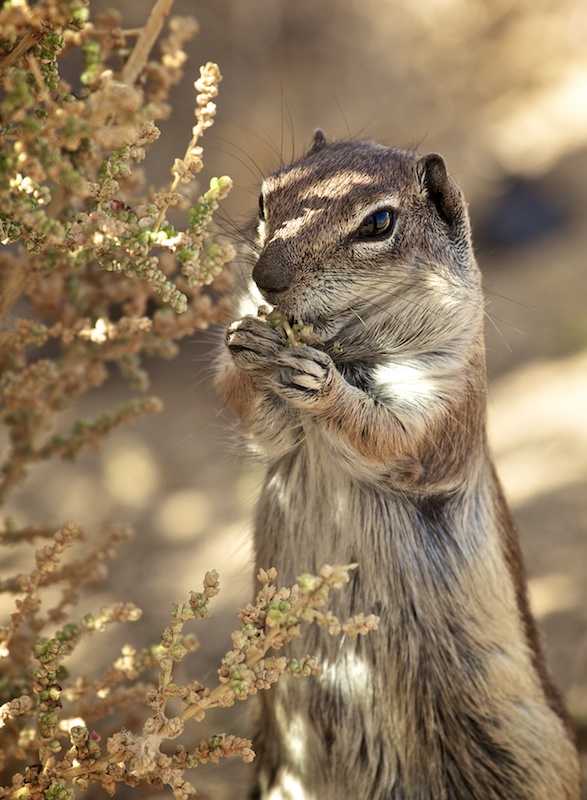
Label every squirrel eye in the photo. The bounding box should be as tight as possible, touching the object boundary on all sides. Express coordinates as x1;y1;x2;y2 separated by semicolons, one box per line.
258;194;265;221
355;208;395;240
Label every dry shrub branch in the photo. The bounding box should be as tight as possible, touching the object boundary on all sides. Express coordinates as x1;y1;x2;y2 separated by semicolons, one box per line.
1;551;375;799
0;2;378;797
0;0;236;506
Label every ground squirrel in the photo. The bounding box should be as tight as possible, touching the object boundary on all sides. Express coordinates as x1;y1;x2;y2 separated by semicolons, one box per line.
215;132;581;799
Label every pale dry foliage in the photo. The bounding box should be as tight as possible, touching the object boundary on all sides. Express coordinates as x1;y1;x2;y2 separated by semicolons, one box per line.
0;1;378;798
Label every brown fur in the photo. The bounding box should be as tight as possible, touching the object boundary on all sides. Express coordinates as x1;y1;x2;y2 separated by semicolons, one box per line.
215;133;581;799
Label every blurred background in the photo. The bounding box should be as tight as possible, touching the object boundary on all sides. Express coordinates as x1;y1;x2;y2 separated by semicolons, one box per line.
3;0;587;795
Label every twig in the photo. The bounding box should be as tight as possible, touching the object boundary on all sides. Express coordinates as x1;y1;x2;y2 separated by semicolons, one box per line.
120;0;175;86
0;262;27;325
26;52;54;107
152;62;221;233
0;26;46;71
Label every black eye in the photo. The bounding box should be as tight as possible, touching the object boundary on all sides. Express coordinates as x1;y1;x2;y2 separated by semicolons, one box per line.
355;208;396;240
258;194;265;221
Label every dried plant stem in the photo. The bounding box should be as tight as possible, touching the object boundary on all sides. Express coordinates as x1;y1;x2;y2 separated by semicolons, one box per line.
0;453;27;506
3;753;124;800
153;139;192;233
152;61;222;234
180;567;357;725
26;52;54;107
0;26;45;70
120;0;176;85
0;262;26;324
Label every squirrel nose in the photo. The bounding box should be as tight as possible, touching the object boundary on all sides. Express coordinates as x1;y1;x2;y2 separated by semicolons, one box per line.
253;246;295;295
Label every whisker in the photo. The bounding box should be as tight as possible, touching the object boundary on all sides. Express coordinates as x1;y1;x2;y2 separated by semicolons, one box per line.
483;285;537;311
280;89;296;167
347;306;367;327
208;135;268;183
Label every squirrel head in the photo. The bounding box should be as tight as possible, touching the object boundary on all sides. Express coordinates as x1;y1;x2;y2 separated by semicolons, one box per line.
251;135;480;353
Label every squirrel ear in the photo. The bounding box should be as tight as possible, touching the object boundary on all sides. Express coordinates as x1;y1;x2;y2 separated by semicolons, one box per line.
417;153;462;227
307;129;328;155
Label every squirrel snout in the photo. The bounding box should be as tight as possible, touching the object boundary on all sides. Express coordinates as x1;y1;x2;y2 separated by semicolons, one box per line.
252;247;295;296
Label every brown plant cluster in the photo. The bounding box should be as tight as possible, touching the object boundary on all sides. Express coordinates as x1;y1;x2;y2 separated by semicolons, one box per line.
1;541;375;799
0;2;379;797
0;0;237;503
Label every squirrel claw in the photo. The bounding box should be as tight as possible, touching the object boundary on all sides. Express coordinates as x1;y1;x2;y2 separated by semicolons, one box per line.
274;348;334;402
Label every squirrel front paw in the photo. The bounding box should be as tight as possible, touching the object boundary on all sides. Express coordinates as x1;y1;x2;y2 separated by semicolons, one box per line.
226;316;285;373
226;316;337;408
273;348;335;406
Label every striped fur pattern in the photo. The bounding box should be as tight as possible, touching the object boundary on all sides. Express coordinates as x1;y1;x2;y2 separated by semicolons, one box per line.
215;135;580;799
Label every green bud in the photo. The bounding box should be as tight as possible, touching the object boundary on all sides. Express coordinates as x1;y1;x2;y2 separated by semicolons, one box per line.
169;643;187;662
82;613;95;630
298;573;321;592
